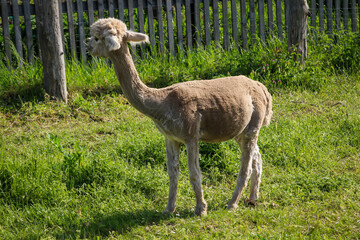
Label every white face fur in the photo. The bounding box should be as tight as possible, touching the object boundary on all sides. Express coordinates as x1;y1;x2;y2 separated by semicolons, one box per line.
86;30;149;58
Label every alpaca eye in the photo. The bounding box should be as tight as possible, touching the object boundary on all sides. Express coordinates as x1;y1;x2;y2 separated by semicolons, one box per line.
94;36;100;41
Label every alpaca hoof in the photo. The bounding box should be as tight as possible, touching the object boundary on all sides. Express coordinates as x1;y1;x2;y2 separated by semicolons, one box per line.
244;198;257;207
164;206;176;214
163;210;174;215
227;203;238;210
194;204;207;216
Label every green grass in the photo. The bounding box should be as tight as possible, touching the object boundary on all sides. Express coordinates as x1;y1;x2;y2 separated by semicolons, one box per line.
1;34;360;239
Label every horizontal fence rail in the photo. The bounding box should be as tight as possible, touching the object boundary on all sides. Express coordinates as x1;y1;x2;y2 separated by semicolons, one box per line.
1;0;360;64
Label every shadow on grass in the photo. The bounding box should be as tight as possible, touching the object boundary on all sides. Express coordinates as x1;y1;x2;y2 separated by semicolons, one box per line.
77;85;123;99
79;209;194;238
0;83;125;113
0;82;45;111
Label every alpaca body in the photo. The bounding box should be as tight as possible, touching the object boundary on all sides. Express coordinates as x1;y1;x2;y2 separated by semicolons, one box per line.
86;18;273;216
149;77;269;144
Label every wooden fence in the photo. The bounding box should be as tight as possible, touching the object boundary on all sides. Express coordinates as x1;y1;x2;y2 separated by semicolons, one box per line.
1;0;360;64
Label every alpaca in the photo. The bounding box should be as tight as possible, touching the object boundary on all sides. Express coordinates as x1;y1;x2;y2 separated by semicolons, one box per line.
86;18;272;216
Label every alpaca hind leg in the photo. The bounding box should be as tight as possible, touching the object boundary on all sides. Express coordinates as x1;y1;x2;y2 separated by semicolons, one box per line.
227;129;259;210
164;138;181;213
186;139;207;216
248;145;262;205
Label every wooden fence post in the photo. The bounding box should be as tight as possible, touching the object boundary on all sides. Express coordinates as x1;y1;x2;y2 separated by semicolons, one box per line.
288;0;310;65
35;0;67;102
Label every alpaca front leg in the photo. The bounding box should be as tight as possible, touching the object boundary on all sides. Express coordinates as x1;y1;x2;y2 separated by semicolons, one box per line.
249;145;262;205
186;140;207;216
164;138;181;213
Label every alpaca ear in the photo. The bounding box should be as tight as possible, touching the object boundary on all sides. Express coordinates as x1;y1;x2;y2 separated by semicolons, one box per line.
126;31;149;43
104;35;121;51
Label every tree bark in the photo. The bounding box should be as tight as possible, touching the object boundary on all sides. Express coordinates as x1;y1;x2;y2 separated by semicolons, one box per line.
287;0;310;65
35;0;67;102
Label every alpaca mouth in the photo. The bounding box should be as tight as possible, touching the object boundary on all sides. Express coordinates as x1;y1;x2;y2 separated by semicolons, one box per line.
84;38;91;51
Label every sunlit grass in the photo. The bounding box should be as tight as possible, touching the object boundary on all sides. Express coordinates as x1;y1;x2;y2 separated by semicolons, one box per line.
0;33;359;239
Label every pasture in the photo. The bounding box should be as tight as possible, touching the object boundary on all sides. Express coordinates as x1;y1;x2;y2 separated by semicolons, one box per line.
0;34;359;239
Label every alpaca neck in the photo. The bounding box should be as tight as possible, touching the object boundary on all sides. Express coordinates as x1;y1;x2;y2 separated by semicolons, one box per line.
108;44;160;118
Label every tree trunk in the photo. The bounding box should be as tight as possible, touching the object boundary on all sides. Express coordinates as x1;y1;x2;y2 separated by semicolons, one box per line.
35;0;67;102
287;0;310;65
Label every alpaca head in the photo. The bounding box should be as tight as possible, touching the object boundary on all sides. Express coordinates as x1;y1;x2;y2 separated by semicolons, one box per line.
86;18;149;57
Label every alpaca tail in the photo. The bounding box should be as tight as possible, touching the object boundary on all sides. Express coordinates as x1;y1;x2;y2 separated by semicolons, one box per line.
262;87;273;127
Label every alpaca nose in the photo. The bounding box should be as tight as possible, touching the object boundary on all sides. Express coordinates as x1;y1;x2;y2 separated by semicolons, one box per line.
84;38;91;51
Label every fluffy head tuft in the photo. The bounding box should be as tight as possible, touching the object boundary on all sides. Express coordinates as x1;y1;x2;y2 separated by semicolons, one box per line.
90;18;128;42
87;18;150;57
